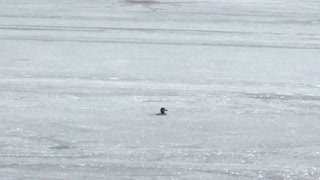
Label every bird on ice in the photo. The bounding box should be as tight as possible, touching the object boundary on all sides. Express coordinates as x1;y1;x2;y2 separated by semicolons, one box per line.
156;107;168;115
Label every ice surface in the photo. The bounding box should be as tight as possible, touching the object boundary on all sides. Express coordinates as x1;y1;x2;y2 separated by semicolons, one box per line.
0;0;320;179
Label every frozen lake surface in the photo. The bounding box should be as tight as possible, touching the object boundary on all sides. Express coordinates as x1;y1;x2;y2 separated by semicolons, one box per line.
0;0;320;179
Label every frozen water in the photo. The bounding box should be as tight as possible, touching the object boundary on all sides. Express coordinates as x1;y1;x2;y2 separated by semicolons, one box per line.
0;0;320;179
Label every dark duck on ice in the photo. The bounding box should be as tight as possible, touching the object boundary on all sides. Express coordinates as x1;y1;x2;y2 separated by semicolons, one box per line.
156;107;168;115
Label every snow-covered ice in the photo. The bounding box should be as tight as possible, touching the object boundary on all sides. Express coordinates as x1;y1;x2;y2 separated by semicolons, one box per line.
0;0;320;179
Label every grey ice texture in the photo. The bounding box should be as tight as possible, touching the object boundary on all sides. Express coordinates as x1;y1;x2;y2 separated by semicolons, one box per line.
0;0;320;179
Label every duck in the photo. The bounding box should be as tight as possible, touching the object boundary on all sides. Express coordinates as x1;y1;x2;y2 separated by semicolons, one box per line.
156;107;168;115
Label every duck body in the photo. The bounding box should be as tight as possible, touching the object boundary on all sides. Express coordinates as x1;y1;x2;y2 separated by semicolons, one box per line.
156;107;168;115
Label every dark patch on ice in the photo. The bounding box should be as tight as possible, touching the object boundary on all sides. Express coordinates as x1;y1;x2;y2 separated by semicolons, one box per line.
125;0;161;5
49;144;72;150
2;36;319;50
123;0;181;6
123;0;169;11
3;24;320;38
